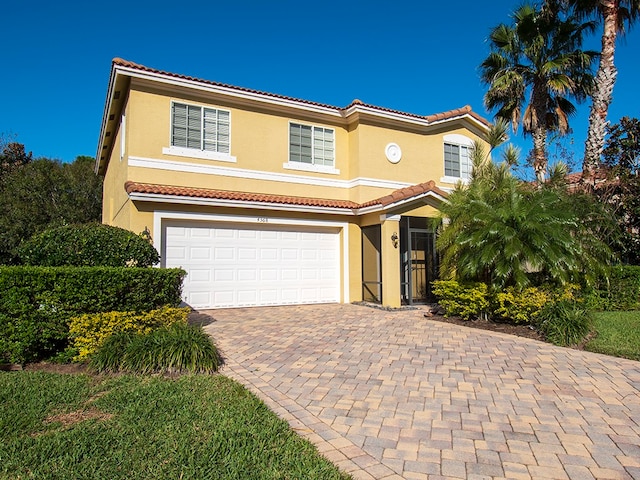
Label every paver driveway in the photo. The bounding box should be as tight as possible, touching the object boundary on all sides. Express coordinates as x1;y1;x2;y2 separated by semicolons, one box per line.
203;303;640;480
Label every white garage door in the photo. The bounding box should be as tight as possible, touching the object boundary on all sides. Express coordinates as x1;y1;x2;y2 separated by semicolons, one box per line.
164;221;341;309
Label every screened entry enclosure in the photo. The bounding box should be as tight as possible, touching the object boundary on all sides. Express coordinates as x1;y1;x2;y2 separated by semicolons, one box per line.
361;217;438;305
400;217;438;305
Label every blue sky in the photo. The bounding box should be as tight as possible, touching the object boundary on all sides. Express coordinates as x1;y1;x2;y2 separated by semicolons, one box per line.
1;0;638;175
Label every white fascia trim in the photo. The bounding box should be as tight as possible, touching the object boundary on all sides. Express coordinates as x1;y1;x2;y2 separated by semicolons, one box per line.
282;161;340;175
342;104;431;128
430;113;489;132
128;156;411;190
116;65;490;131
96;66;121;172
152;210;350;303
129;192;357;216
357;191;447;216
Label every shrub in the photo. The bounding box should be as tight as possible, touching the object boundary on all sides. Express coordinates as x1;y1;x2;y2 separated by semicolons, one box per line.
70;306;190;360
431;280;490;320
585;265;640;311
537;301;593;346
493;287;550;324
16;223;160;267
492;284;580;325
91;323;222;374
0;267;185;364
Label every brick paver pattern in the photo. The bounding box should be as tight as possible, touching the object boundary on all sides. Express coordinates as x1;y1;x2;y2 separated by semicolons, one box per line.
203;304;640;480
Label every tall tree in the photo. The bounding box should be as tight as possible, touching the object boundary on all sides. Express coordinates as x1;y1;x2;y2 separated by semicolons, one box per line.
481;3;597;183
0;141;32;181
598;117;640;263
0;156;102;264
565;0;640;179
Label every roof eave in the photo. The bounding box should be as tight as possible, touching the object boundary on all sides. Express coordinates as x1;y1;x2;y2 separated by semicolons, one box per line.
128;192;359;216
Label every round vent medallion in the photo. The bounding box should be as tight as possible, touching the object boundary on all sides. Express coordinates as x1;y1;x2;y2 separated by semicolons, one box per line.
385;143;402;163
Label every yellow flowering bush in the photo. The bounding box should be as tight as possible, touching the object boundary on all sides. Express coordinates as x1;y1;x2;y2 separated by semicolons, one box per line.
493;287;550;324
431;280;490;320
69;306;190;360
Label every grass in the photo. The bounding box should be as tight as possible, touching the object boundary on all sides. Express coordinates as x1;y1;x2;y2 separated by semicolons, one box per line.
586;311;640;361
0;372;351;480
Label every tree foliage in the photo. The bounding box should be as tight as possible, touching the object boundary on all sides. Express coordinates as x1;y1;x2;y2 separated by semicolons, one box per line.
554;0;640;176
0;140;32;181
602;116;640;174
480;3;597;183
0;152;103;264
595;117;640;263
17;223;160;267
436;126;613;290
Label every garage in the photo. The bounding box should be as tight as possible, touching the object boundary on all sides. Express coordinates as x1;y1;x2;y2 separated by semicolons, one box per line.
163;221;341;309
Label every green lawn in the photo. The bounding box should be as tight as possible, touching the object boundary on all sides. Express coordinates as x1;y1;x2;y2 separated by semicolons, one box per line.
0;372;351;480
586;311;640;361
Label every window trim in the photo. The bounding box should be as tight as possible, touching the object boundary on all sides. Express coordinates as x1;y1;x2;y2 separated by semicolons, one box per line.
440;134;474;184
166;101;236;162
285;121;338;174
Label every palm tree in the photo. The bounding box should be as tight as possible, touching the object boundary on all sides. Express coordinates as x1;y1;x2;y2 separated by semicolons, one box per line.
559;0;640;180
480;3;597;183
437;150;613;290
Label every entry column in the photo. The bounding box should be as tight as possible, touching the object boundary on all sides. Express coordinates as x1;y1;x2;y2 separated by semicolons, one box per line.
380;214;401;308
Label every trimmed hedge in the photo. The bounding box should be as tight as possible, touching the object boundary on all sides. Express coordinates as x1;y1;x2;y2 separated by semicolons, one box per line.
0;267;185;364
586;265;640;311
16;223;160;267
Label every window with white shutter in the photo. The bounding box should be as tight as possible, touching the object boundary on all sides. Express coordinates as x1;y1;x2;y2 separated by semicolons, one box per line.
289;123;334;167
171;102;231;154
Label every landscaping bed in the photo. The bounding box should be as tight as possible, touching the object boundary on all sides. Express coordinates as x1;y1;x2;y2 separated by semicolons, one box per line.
424;310;546;341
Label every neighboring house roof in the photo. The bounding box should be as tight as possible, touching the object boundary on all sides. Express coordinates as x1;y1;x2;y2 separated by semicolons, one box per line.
125;180;448;215
96;58;491;174
565;170;614;192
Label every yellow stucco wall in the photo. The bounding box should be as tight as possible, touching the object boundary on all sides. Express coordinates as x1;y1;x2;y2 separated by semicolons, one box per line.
118;80;487;205
99;70;489;309
101;99;131;229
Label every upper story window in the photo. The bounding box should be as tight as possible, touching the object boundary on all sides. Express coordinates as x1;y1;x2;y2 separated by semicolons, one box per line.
441;134;474;183
444;143;471;179
171;102;230;152
289;123;334;167
164;102;235;162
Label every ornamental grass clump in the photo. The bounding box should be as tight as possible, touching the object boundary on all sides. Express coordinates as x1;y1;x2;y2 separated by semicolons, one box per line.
537;301;593;347
91;323;222;374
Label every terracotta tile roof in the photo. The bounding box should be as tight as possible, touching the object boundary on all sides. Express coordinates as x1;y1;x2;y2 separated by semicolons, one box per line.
112;58;490;127
124;180;447;212
565;170;609;184
359;181;449;208
565;170;614;192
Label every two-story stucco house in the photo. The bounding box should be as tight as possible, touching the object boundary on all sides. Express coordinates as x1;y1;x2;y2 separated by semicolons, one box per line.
96;58;490;309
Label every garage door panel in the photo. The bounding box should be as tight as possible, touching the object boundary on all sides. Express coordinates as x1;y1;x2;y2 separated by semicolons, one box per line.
214;247;234;260
260;248;278;261
189;269;211;282
238;230;257;239
215;229;235;239
166;246;186;260
165;222;340;309
190;247;212;260
237;269;257;281
238;248;257;260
